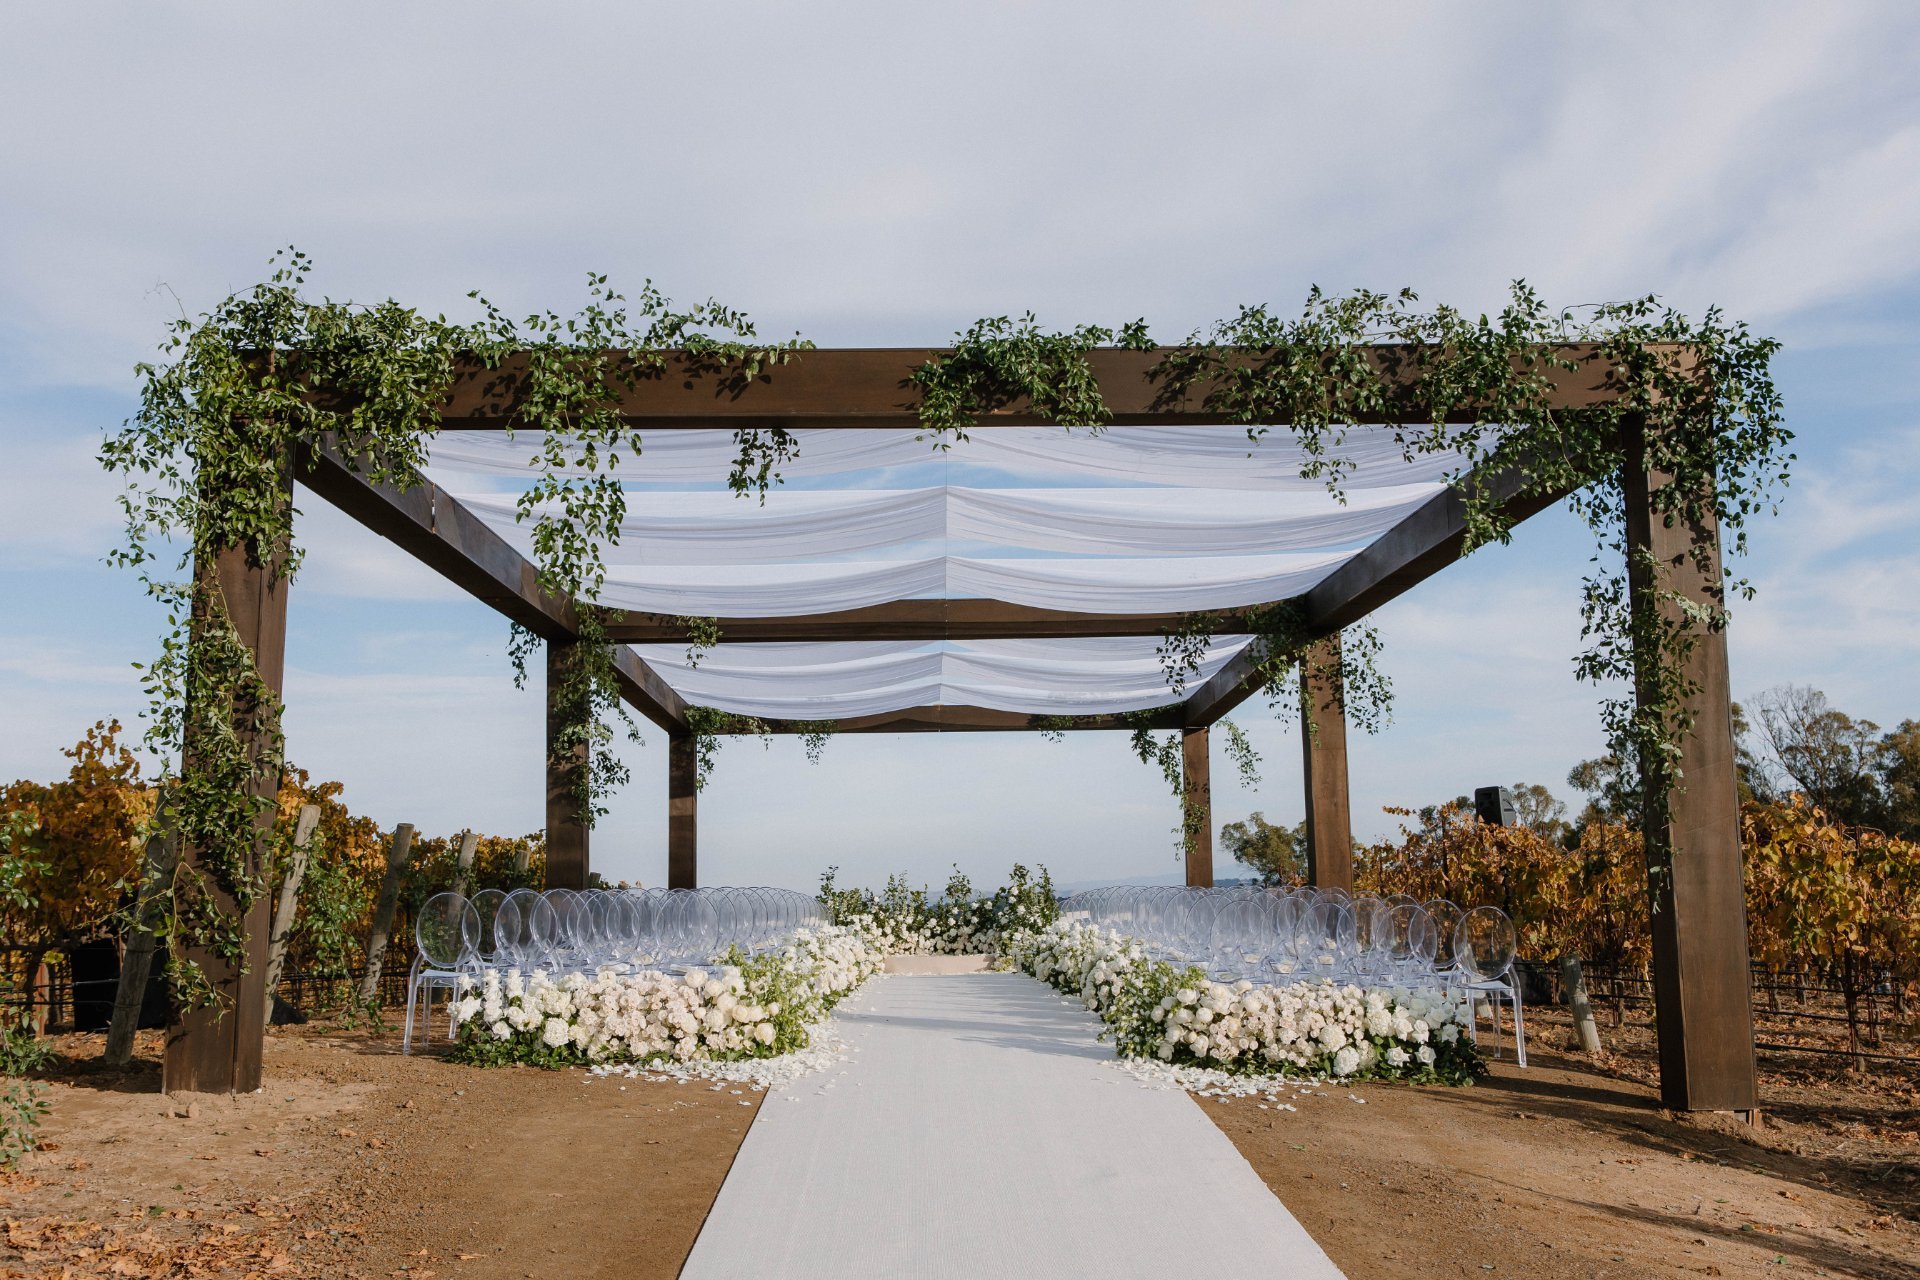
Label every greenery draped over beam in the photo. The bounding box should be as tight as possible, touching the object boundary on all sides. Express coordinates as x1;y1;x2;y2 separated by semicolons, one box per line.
914;286;1787;870
682;707;837;792
102;252;810;1010
103;256;1785;1018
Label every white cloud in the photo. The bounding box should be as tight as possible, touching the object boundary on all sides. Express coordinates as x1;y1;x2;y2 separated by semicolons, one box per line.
0;434;126;568
1;1;1917;886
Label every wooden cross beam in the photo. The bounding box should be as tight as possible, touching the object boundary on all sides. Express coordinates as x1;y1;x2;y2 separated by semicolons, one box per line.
1179;463;1570;725
600;602;1260;645
293;439;689;733
425;343;1642;431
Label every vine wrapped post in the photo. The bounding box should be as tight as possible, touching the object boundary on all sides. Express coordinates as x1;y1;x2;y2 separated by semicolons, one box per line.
1181;726;1212;886
165;487;290;1095
545;641;591;890
1300;636;1354;892
1622;426;1759;1115
667;732;698;889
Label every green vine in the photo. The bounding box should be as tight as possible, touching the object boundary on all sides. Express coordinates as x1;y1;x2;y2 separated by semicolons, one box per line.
105;263;1783;1020
683;707;837;791
915;286;1787;860
1156;604;1392;737
909;313;1153;443
104;251;811;1013
677;615;723;668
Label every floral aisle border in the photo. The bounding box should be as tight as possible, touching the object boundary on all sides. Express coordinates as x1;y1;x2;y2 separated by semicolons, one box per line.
817;863;1059;954
443;909;1481;1090
447;924;885;1068
1009;921;1479;1084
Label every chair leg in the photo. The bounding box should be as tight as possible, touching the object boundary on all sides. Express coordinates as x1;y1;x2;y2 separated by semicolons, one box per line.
1511;979;1528;1068
403;977;419;1055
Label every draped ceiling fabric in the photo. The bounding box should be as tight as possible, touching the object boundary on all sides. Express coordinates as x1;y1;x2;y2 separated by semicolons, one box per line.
422;427;1455;721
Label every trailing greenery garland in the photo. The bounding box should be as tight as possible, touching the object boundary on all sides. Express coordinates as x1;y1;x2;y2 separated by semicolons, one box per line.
913;285;1788;877
104;258;1782;1019
683;707;837;791
103;253;808;1012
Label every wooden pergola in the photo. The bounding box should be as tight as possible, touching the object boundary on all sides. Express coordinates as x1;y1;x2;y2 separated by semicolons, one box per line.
176;345;1759;1118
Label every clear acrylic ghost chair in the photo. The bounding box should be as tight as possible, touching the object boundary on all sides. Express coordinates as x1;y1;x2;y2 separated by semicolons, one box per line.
579;890;618;967
1304;899;1355;980
1387;902;1439;988
1208;897;1254;980
468;888;507;966
1423;898;1465;979
1351;896;1392;983
495;890;541;971
492;892;526;968
501;889;558;972
542;888;586;972
1265;894;1303;982
1456;906;1526;1066
404;892;479;1054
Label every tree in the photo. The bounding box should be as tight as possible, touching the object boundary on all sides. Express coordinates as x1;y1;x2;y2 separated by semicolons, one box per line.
1354;801;1648;968
0;722;151;1029
1749;685;1889;829
1219;811;1305;884
1731;701;1767;805
0;722;151;946
1879;719;1920;840
1743;795;1920;1065
1567;751;1640;827
1506;782;1569;844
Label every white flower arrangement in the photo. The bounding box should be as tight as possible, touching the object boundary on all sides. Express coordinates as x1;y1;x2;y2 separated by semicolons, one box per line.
1005;921;1481;1084
450;924;887;1067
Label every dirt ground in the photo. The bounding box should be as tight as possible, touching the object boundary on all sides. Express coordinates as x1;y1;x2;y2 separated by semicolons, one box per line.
1;1023;757;1279
3;1005;1917;1279
1210;1007;1920;1279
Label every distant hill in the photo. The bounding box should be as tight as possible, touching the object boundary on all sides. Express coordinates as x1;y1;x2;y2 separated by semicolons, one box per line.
1053;871;1259;895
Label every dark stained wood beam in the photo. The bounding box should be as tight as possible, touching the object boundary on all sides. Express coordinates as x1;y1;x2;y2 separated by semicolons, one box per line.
293;439;689;733
1182;726;1212;887
1180;464;1570;725
668;733;697;889
1624;422;1758;1113
545;640;591;890
1300;636;1354;892
602;600;1261;644
430;344;1657;431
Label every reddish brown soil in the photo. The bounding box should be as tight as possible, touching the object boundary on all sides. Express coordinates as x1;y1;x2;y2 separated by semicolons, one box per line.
5;1007;1916;1279
2;1023;757;1279
1209;1008;1920;1279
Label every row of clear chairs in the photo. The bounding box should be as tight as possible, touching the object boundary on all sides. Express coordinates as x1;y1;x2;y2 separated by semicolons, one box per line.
1061;884;1526;1066
403;886;824;1052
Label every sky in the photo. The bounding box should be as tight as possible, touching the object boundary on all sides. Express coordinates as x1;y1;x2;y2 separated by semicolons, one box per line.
2;3;1917;893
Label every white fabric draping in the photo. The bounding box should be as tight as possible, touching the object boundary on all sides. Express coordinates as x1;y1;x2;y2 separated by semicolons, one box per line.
593;552;1346;615
628;638;1251;719
449;483;1435;563
416;424;1445;717
425;424;1462;490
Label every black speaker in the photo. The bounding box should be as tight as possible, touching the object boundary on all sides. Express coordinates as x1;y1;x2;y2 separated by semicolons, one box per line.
1474;785;1516;827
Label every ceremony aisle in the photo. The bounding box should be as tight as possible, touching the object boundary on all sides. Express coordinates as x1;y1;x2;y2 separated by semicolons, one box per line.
680;972;1345;1280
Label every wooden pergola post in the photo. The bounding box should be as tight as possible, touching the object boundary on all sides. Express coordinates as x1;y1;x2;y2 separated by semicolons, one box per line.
1300;636;1353;892
1182;725;1212;887
164;476;289;1095
1624;434;1759;1114
667;732;698;889
545;640;590;889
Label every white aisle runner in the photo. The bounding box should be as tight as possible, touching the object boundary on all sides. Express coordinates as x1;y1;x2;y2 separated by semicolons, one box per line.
680;973;1345;1280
